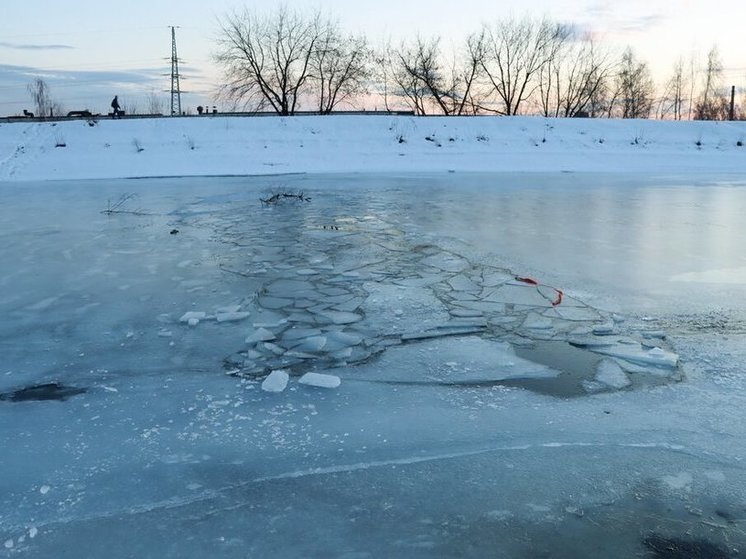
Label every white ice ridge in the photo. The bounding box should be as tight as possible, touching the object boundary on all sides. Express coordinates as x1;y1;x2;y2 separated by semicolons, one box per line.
250;441;691;483
261;369;289;393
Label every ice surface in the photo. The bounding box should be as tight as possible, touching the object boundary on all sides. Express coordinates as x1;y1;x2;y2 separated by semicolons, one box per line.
1;174;745;558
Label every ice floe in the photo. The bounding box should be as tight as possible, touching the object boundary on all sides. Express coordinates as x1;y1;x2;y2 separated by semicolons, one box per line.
261;370;289;393
298;372;341;388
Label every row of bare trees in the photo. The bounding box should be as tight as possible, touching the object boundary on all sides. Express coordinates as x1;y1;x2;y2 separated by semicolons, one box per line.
214;7;371;115
211;7;741;119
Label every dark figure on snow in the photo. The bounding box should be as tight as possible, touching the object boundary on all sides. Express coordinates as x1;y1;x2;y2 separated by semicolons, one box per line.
111;95;121;118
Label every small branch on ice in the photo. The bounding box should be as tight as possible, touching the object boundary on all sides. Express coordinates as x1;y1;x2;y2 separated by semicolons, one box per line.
101;193;150;216
260;191;311;205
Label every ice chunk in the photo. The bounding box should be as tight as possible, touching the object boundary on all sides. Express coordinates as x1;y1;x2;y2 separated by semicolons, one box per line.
299;372;341;388
258;296;294;309
262;342;286;355
593;344;678;368
448;274;480;292
179;311;206;323
642;330;666;339
216;304;242;314
401;325;485;341
662;472;693;491
421;253;469;272
325;330;364;349
592;322;615;335
317;310;361;325
187;317;200;327
245;327;276;344
594;359;631;389
292;336;327;352
216;311;251;322
335;336;558;383
451;309;483;318
261;370;289;393
523;313;553;330
40;485;50;494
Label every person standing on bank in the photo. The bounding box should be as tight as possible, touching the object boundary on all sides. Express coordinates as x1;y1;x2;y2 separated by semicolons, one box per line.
111;95;121;118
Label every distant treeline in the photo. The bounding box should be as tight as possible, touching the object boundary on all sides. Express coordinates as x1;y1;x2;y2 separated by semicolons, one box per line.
213;6;743;120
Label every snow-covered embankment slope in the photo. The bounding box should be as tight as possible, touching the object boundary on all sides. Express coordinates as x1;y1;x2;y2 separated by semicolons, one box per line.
0;114;744;181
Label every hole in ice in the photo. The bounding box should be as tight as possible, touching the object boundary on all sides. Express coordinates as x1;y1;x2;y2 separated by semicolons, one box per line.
0;382;87;402
508;341;604;398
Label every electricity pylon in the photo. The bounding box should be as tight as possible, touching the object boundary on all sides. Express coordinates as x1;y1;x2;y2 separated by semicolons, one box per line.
169;26;182;116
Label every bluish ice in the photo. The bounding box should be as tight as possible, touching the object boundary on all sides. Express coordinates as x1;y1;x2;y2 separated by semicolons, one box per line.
1;173;746;558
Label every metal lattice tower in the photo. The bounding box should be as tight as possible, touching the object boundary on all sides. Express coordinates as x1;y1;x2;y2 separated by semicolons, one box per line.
169;26;182;116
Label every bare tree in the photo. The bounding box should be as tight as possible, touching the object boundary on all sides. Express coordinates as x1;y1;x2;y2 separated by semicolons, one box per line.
118;96;138;116
371;43;395;112
658;57;687;120
609;47;654;119
388;31;486;115
480;16;568;115
27;78;63;117
312;23;371;114
387;41;428;115
145;90;164;115
215;6;320;115
694;45;728;120
393;36;453;115
538;32;613;117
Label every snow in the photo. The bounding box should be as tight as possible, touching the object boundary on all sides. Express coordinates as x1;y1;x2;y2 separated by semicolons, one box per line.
0;115;743;181
2;115;746;556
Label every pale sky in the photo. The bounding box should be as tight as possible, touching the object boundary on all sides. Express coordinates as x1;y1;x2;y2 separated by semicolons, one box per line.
1;0;744;115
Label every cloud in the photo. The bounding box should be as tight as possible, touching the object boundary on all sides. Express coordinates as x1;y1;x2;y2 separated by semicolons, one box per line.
580;0;667;37
0;62;213;115
0;42;74;50
616;14;666;33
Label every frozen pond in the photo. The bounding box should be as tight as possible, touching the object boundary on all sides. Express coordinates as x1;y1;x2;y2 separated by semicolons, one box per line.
1;173;745;558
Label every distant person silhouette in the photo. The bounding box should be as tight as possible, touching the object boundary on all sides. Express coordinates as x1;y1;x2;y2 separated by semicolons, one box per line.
111;95;121;118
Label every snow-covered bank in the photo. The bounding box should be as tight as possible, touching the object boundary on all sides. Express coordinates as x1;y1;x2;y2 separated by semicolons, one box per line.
1;115;745;181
